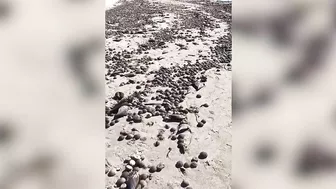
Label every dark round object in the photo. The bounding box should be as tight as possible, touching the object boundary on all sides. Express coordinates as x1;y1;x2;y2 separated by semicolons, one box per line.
139;173;148;180
158;135;165;141
177;143;184;149
181;180;189;187
178;137;184;143
136;160;146;168
197;122;204;128
118;135;125;141
196;94;202;98
170;127;176;133
136;85;141;89
164;124;170;129
149;166;157;173
171;135;177;140
126;134;133;140
186;187;193;189
175;161;183;168
123;159;130;164
134;134;141;140
183;162;190;168
198;151;208;159
201;119;206;124
133;166;140;172
116;178;126;186
154;141;160;147
156;163;165;172
107;169;116;177
120;131;127;135
178;134;185;139
190;162;198;168
202;103;209;107
191;157;198;162
114;92;124;100
121;171;129;178
133;115;142;123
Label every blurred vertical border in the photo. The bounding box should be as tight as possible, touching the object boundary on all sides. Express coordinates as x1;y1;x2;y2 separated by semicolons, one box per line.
0;0;105;189
233;0;336;189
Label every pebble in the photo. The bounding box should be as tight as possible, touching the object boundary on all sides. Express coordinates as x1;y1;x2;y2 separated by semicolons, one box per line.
139;173;148;180
154;141;160;147
167;114;186;122
158;135;165;141
120;131;127;136
197;122;204;127
126;134;134;140
107;169;116;177
199;151;208;159
139;180;147;187
156;163;165;172
113;92;124;100
133;166;140;172
175;161;183;168
116;178;126;186
201;103;209;107
129;160;136;166
191;157;198;162
178;138;184;143
181;180;190;187
183;162;190;168
133;134;141;140
118;135;125;141
196;94;202;98
133;115;142;123
190;162;198;168
178;134;185;139
149;166;157;173
115;106;130;119
125;165;133;171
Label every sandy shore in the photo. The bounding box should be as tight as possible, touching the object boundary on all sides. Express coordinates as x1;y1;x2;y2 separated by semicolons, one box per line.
105;0;231;188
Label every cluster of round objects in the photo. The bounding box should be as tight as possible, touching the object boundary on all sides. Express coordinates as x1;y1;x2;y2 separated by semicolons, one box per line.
105;155;150;189
211;33;232;64
105;59;221;125
175;157;199;170
148;162;166;173
105;0;230;188
176;134;187;154
197;119;206;128
117;128;143;141
105;51;152;78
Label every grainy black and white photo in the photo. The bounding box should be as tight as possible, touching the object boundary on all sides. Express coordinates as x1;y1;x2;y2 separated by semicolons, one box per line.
105;0;232;188
105;0;232;189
